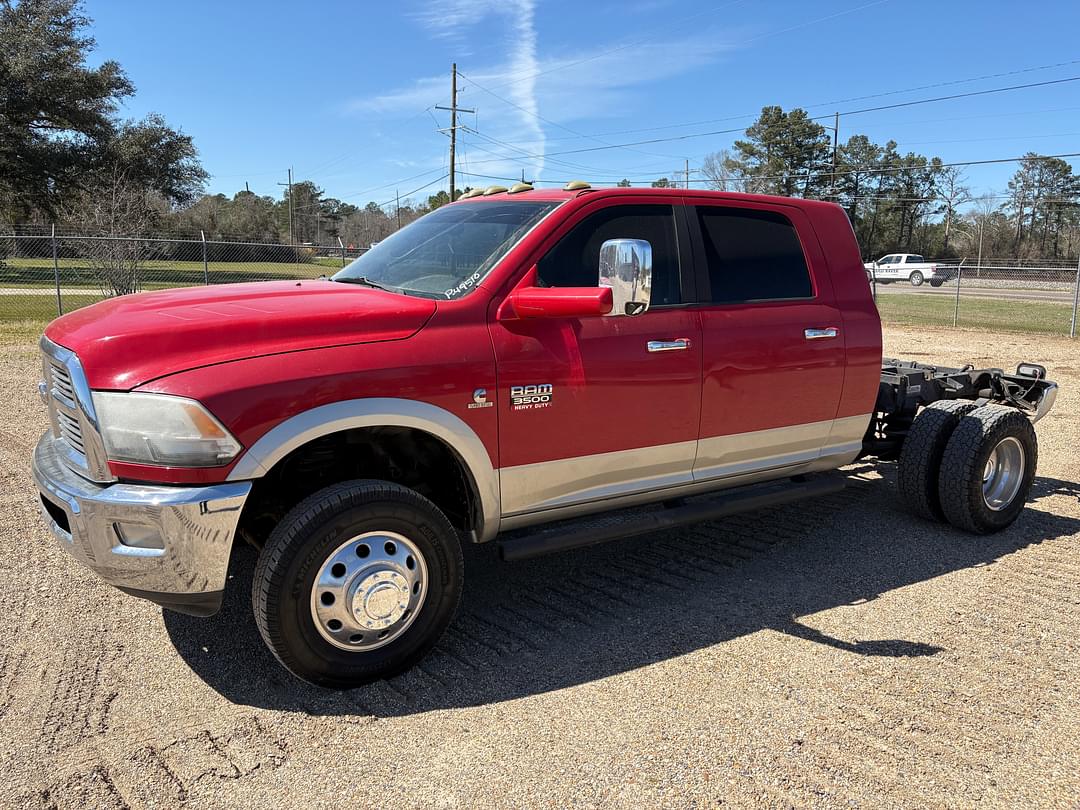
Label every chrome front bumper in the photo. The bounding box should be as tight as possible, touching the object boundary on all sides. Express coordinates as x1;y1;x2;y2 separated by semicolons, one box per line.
32;431;251;616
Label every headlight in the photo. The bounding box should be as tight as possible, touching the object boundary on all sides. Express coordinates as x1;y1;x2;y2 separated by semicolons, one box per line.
91;392;242;467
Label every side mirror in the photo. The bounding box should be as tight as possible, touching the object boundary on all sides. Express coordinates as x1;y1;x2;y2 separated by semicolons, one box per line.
508;286;613;319
599;238;652;316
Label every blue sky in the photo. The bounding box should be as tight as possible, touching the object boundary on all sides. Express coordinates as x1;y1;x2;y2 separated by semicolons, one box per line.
86;0;1080;208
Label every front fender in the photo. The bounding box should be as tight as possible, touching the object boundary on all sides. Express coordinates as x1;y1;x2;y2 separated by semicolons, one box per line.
227;397;501;542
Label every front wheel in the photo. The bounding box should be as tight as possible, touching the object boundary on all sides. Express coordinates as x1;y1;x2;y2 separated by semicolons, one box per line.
909;270;925;286
253;480;463;688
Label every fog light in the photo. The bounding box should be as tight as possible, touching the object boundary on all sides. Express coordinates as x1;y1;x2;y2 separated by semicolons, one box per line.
113;522;165;551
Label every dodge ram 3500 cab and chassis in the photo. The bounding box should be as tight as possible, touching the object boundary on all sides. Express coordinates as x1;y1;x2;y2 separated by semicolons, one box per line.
32;186;1058;687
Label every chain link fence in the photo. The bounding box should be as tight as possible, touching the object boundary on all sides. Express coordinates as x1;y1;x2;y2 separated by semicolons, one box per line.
2;229;1078;338
0;230;367;324
870;255;1080;337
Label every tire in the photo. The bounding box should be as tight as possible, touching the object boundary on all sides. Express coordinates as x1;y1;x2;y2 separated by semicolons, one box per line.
897;400;980;522
909;271;925;286
938;405;1038;534
253;480;463;688
929;279;943;288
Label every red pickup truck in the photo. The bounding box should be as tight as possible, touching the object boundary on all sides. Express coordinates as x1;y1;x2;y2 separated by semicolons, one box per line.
32;185;1058;687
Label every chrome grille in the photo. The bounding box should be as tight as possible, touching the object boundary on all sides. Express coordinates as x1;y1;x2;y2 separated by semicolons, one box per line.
40;337;114;483
49;361;76;403
55;408;85;452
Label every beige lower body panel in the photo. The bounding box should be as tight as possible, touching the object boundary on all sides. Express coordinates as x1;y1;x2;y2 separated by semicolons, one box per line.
499;440;697;516
498;414;871;532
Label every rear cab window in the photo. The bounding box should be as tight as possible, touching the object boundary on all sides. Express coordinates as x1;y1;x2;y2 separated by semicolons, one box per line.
692;206;814;303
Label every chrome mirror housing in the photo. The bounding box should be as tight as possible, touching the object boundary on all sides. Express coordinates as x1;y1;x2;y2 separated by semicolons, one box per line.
599;238;652;316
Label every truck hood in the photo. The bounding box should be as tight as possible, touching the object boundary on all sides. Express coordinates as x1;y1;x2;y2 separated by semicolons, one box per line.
44;280;437;390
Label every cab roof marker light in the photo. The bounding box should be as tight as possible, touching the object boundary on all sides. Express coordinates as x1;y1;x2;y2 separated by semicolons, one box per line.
563;180;591;191
483;185;509;196
508;182;534;194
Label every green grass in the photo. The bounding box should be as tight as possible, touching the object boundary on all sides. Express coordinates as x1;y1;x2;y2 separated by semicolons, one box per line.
876;292;1074;335
3;285;1071;340
0;256;333;288
0;293;104;343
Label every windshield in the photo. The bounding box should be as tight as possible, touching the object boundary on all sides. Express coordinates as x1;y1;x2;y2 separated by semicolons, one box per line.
333;200;559;299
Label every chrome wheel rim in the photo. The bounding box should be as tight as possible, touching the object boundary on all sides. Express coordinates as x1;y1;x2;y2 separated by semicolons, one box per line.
310;531;428;652
982;437;1025;511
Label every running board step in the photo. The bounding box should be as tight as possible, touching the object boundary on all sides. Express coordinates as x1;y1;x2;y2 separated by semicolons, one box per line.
497;473;845;562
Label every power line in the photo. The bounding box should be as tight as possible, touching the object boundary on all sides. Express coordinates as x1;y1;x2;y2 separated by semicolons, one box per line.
464;152;1080;188
372;174;449;209
462;125;670;178
456;69;689;163
840;75;1080;117
456;75;1080;168
535;58;1080;144
292;168;448;210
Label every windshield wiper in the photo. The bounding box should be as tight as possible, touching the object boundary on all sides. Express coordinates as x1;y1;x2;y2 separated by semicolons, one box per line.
333;276;398;293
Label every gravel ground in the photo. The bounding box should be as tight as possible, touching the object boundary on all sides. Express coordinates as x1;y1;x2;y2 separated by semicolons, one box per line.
1;324;1078;809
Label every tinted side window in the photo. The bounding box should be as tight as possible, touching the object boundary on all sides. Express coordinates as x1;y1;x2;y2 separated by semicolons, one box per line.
696;207;812;303
909;255;924;263
537;204;681;305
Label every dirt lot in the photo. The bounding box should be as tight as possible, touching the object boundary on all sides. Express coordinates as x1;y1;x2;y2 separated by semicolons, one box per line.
1;324;1078;808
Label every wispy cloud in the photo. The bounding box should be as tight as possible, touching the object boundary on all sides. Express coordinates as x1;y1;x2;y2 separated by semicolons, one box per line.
345;9;745;183
410;0;507;43
501;0;545;178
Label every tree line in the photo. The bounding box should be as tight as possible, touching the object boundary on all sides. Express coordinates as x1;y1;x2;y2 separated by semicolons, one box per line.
3;1;1078;263
692;106;1080;261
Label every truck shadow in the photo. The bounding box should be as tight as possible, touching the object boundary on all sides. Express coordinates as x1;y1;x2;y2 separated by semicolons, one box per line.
163;466;1080;717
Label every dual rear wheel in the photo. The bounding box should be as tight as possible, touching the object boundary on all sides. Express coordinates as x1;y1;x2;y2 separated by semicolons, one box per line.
898;402;1038;533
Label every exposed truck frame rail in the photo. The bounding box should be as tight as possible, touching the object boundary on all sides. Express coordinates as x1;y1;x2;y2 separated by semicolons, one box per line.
863;359;1058;460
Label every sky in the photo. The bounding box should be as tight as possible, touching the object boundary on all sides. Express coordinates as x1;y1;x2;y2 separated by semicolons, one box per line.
85;0;1080;210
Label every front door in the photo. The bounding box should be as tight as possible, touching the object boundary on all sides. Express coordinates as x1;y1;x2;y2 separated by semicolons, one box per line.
687;200;849;482
491;200;702;517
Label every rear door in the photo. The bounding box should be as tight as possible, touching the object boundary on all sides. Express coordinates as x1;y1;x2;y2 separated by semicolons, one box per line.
491;199;702;517
687;200;848;482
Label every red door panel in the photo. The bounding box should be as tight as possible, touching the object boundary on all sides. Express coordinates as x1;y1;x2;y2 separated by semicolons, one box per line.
689;200;847;479
493;308;702;468
490;199;703;516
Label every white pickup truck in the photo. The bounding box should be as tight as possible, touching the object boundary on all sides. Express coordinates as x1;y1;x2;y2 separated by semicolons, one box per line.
864;254;952;287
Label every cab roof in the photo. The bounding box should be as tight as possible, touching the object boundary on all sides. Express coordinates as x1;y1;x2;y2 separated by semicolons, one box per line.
451;184;843;212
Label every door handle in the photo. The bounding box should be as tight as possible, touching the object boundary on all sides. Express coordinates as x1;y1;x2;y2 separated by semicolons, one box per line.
647;338;691;352
804;327;839;340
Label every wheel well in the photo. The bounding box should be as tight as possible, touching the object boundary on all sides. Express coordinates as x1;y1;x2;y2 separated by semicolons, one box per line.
237;426;479;548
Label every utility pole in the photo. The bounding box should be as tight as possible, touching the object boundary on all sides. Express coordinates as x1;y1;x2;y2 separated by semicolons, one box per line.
685;158;690;189
831;112;839;198
277;168;294;243
395;189;401;230
435;64;474;203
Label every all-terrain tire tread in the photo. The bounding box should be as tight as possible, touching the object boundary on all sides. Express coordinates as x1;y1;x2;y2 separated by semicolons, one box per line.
938;405;1038;534
252;479;463;686
897;400;979;522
